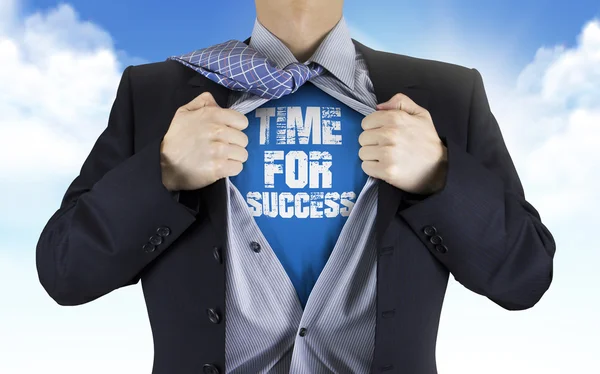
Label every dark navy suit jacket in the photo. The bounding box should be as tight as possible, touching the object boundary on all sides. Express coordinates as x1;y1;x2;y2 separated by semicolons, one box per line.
36;38;556;374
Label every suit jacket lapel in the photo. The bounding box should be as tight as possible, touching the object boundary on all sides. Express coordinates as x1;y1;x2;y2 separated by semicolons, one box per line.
351;39;431;245
171;36;431;251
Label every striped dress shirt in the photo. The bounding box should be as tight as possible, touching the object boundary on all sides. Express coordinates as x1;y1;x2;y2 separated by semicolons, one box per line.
224;16;380;373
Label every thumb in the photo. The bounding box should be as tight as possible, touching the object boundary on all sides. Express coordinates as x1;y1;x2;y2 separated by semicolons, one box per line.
181;91;220;112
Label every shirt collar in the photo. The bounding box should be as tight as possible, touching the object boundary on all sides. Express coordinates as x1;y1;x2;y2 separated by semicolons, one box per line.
248;16;356;90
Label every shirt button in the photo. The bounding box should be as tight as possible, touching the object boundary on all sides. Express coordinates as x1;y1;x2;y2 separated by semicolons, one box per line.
149;235;163;246
299;327;307;337
142;243;156;253
156;226;171;237
250;241;261;253
422;225;437;236
429;235;443;245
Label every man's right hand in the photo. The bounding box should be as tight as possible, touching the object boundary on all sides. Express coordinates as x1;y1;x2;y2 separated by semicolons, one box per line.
160;92;249;192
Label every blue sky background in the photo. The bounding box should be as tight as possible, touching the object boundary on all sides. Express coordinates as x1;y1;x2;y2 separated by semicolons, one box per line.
16;0;600;71
1;0;599;373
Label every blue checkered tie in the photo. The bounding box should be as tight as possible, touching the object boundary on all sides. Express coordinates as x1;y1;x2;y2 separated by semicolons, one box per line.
167;40;325;100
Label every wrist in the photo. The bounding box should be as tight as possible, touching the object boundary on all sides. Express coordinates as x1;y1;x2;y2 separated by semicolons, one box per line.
160;140;179;192
429;145;448;194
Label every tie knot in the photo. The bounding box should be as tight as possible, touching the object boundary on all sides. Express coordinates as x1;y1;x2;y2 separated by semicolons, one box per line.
285;61;325;91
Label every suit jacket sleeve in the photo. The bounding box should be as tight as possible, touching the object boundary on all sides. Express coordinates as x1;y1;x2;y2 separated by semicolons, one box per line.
36;65;199;306
398;68;556;310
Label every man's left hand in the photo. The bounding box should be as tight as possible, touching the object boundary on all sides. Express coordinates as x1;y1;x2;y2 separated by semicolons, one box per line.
359;93;448;195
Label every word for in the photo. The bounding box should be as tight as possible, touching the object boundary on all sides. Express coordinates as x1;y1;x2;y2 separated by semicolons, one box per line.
264;150;333;189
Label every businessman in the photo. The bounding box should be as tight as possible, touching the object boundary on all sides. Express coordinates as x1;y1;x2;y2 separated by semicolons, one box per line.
36;0;556;373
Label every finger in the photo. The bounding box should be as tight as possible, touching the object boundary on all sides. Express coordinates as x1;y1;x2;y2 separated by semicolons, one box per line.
361;110;387;130
358;145;382;161
202;107;249;131
361;109;408;130
358;130;379;146
215;108;249;131
213;125;249;148
376;92;425;116
361;160;385;180
222;143;249;163
219;159;244;178
181;91;219;111
359;127;399;146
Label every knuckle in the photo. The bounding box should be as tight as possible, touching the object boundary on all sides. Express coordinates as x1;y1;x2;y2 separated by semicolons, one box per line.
390;110;406;124
381;146;395;161
199;91;213;100
212;124;225;138
194;108;208;122
210;142;226;158
382;127;399;142
206;122;221;139
201;105;217;117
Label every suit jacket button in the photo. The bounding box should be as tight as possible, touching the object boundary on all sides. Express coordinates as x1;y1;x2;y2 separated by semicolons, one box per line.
429;234;443;245
156;226;171;237
142;243;156;253
435;244;448;253
422;225;437;236
203;364;220;374
207;308;221;324
149;235;163;246
213;246;223;264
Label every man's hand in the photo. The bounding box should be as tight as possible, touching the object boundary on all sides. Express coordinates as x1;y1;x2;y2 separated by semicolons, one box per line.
160;92;249;192
359;93;448;195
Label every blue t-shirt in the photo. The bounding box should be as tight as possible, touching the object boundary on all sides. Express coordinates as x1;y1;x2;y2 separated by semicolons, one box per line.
229;81;367;308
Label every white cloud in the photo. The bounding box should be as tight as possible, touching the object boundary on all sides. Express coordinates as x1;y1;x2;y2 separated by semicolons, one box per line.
0;3;122;179
540;20;600;106
491;19;600;223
